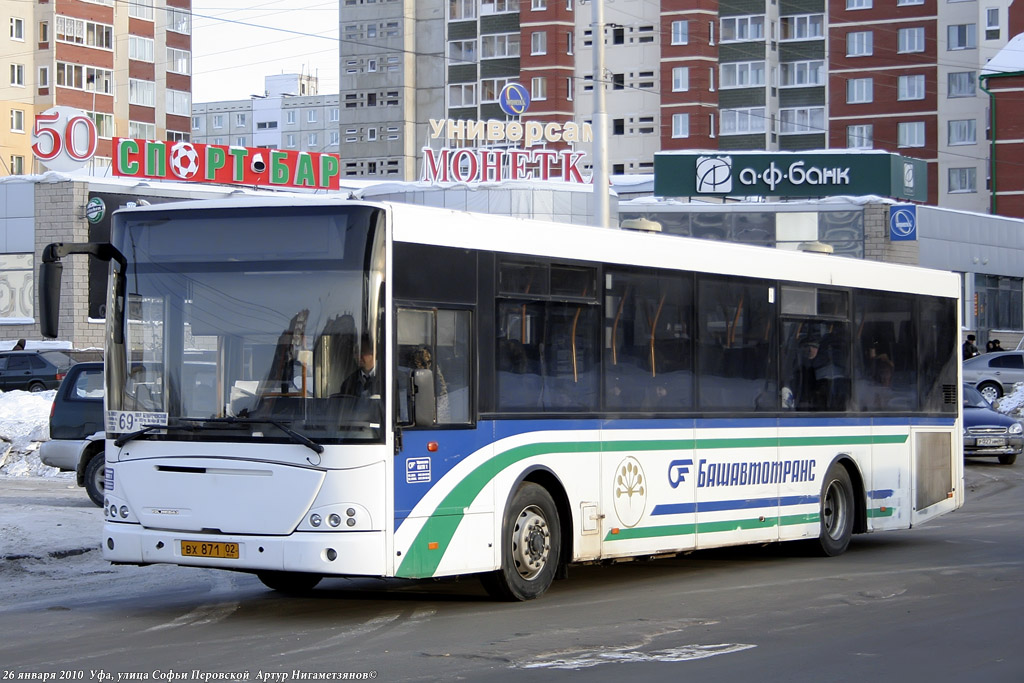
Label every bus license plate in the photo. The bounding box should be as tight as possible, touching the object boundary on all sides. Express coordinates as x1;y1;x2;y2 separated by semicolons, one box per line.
977;437;1006;447
181;540;239;559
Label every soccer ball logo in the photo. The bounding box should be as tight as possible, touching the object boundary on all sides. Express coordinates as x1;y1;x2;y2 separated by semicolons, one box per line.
169;142;200;179
695;155;733;194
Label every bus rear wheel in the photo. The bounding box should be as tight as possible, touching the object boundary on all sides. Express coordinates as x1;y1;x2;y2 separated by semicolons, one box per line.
816;463;854;557
257;571;322;594
481;482;561;601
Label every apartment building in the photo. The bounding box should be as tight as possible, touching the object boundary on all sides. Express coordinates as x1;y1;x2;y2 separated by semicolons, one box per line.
191;73;342;155
338;0;1017;213
1;0;193;177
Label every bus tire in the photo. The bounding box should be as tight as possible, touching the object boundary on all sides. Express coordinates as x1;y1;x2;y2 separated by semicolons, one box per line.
257;571;322;594
84;452;106;508
481;482;561;601
816;462;854;557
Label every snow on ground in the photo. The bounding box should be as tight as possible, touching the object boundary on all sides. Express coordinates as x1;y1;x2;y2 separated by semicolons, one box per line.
994;382;1024;417
0;389;70;478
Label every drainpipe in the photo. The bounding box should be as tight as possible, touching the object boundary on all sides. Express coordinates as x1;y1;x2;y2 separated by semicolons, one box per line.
978;71;1024;215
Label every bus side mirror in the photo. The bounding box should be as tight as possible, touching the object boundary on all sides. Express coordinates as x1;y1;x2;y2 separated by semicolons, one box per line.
39;259;64;339
413;368;435;427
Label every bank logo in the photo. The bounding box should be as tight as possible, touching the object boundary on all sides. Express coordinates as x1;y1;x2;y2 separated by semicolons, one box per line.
695;156;733;193
498;83;531;117
613;456;647;528
668;459;693;489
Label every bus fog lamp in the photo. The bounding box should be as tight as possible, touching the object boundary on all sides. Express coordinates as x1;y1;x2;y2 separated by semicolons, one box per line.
346;508;355;517
119;506;129;519
328;514;342;527
325;548;337;561
109;505;117;518
346;518;356;527
310;514;322;527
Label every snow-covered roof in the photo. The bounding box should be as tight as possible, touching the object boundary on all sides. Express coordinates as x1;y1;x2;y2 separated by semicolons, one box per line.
982;32;1024;77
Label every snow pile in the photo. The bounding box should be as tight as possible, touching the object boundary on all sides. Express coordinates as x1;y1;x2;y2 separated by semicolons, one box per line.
993;382;1024;418
0;389;65;478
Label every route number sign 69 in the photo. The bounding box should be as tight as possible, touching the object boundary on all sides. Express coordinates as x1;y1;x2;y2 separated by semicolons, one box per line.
31;106;98;172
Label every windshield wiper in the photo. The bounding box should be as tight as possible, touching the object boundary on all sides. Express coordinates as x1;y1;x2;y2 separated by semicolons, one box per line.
179;417;325;455
114;421;193;447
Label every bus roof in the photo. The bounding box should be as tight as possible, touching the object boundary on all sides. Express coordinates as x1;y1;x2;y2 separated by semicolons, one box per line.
115;195;959;299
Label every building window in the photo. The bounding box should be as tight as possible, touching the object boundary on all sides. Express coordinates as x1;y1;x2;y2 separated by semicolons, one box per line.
567;31;573;54
975;275;1022;331
897;74;925;100
286;110;296;124
308;133;318;147
286;134;295;148
191;116;201;130
10;17;24;40
330;108;339;122
898;121;925;147
167;48;191;75
481;78;511;102
9;63;25;86
948;119;977;145
671;20;688;45
449;0;477;20
846;0;872;9
235;113;247;127
897;0;924;4
948;71;976;97
948;24;976;50
780;60;825;87
449;83;477;107
531;31;547;55
38;21;48;43
672;67;689;92
0;253;32;317
567;76;574;100
129;35;155;62
721;61;765;88
948;168;976;193
128;0;155;21
37;66;48;88
531;76;547;100
847;31;873;56
721;16;765;42
307;110;317;123
613;118;624;135
449;39;477;63
236;136;247;146
532;0;547;9
168;8;191;35
672;113;689;138
481;33;520;58
779;14;823;40
898;27;925;53
986;8;1000;40
10;108;25;132
720;107;767;135
212;114;224;129
367;128;377;141
88;111;114;138
130;121;156;139
10;156;25;175
847;124;873;148
329;131;339;146
55;16;114;49
166;90;191;116
847;77;873;103
128;78;155;106
780;107;825;134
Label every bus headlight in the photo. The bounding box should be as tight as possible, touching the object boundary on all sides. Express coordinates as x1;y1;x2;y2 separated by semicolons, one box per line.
310;514;322;527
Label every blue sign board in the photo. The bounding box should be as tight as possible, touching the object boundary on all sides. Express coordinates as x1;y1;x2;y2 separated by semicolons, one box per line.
889;205;917;241
498;83;531;117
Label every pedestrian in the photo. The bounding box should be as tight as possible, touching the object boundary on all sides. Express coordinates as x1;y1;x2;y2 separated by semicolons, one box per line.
11;338;25;350
962;334;979;360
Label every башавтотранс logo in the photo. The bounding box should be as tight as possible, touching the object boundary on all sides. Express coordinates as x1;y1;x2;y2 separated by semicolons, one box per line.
695;155;733;194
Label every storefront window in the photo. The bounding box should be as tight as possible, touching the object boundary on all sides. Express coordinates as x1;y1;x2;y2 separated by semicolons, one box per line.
975;275;1023;331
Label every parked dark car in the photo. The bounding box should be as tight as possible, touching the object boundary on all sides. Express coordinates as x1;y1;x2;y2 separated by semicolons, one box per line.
962;383;1022;465
39;362;106;506
0;350;77;392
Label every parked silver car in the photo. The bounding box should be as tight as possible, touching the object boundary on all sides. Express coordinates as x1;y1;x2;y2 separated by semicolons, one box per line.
962;351;1024;403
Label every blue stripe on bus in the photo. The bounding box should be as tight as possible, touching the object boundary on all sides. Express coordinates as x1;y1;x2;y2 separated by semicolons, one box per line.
868;489;895;499
651;494;819;516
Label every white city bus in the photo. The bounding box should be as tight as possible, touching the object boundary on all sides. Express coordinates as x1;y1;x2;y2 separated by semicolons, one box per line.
40;197;963;600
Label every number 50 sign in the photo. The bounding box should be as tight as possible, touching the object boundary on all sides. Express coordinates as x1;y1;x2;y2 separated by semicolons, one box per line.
31;106;98;172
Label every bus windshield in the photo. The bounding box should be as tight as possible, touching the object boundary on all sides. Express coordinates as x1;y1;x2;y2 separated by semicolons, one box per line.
106;204;386;445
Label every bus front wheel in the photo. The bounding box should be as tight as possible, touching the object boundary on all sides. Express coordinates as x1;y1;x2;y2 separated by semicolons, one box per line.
481;482;561;601
257;571;322;594
816;463;854;557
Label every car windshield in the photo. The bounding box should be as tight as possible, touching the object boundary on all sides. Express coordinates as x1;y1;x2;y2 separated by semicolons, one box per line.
963;385;991;409
107;203;387;445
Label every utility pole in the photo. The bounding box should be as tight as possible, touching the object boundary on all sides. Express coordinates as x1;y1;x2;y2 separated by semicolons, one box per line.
591;0;610;228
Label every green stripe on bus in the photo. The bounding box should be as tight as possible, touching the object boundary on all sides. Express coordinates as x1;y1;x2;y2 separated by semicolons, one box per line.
395;432;908;578
867;506;895;518
603;513;819;541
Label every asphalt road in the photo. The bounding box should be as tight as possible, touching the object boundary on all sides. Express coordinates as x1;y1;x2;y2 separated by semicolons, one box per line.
1;460;1021;682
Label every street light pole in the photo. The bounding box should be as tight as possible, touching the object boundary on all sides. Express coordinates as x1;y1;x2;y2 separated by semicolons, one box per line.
591;0;610;228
